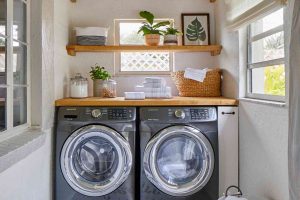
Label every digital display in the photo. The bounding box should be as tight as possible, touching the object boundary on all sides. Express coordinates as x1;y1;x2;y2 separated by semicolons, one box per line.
108;109;127;120
190;109;210;120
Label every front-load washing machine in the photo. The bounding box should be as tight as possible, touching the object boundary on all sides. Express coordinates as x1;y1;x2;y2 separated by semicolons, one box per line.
140;107;218;200
54;107;136;200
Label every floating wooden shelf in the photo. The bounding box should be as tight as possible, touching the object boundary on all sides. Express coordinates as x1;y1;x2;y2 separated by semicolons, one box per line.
71;0;216;2
66;45;222;56
55;97;238;107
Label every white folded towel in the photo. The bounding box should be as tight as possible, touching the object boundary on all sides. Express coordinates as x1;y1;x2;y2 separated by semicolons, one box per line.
184;68;208;82
124;92;145;100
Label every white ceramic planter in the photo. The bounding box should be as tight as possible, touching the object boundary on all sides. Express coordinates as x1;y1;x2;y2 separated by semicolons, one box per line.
163;34;178;45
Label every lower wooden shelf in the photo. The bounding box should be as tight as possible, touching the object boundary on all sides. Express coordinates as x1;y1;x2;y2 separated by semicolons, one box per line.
55;96;238;107
66;45;222;56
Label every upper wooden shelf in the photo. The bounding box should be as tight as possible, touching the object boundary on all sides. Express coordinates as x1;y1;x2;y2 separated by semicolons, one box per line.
66;45;222;56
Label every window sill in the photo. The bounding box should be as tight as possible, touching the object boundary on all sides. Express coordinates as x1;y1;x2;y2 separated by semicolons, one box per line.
0;128;46;173
239;97;286;107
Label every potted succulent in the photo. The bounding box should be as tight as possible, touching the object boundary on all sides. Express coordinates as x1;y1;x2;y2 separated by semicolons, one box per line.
138;11;170;46
163;25;182;45
90;64;116;98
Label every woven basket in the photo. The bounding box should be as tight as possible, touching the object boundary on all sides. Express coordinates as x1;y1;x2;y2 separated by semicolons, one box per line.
171;69;222;97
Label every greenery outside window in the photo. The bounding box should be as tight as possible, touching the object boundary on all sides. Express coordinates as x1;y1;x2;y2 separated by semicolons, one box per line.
247;8;285;102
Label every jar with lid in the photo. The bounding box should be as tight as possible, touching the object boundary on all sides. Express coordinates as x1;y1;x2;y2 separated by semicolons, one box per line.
70;73;88;98
101;79;117;98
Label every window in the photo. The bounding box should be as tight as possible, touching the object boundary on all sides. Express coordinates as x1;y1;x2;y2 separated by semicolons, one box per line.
0;0;30;133
247;8;285;101
114;20;173;74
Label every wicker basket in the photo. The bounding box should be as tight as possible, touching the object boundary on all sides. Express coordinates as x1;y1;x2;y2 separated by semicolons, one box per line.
171;69;222;97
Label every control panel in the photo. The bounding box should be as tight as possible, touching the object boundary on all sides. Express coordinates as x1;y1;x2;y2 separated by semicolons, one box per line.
108;108;130;120
190;108;211;120
141;107;217;122
59;107;136;121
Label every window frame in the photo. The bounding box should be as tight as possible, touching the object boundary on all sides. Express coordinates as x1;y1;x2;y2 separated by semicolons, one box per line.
114;19;174;75
0;0;31;137
246;8;285;102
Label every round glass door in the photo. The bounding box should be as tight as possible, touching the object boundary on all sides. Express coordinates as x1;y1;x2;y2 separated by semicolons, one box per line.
144;125;214;196
61;125;132;196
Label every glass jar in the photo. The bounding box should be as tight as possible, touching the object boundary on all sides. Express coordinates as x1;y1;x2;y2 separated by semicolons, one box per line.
101;79;117;98
70;73;88;98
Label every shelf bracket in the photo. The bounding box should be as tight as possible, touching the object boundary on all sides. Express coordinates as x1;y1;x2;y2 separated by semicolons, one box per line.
67;47;76;56
211;46;222;56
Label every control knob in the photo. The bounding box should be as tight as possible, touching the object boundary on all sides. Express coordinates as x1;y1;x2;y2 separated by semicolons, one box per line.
91;109;102;118
174;109;185;119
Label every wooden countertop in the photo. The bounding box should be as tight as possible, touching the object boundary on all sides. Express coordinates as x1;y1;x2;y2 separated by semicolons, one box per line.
55;97;238;107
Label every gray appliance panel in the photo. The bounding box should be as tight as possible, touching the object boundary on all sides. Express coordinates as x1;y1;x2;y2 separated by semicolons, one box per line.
58;107;136;122
140;107;217;123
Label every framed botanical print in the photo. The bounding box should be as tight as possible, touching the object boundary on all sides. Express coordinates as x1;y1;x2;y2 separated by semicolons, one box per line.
181;13;210;45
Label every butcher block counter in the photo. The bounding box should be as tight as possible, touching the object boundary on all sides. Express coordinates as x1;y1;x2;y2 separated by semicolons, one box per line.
55;97;238;107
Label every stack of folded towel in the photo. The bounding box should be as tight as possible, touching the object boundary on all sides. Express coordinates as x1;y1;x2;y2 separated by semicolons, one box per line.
135;77;172;99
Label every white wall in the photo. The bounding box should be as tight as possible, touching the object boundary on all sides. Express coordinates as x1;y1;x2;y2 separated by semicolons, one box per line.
215;1;289;199
0;131;52;200
68;0;218;96
0;0;70;199
54;0;70;99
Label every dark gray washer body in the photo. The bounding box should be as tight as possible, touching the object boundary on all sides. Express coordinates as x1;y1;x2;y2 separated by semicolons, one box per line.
139;107;219;200
54;107;136;200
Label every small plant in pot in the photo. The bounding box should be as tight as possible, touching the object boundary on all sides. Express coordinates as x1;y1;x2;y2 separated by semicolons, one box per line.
138;11;170;46
90;64;117;98
163;25;182;45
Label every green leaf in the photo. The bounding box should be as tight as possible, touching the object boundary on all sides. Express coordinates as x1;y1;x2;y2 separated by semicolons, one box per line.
186;17;206;43
153;21;170;29
139;11;154;25
138;26;152;35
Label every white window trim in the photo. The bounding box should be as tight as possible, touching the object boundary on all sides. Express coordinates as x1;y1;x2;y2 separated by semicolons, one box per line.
246;9;285;102
0;0;31;139
113;19;174;75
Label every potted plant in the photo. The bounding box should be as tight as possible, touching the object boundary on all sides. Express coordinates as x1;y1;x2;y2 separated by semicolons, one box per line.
90;64;116;97
163;25;182;45
138;11;170;46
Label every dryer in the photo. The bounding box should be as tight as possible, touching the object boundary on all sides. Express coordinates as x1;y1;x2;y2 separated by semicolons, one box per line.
139;107;218;200
54;107;136;200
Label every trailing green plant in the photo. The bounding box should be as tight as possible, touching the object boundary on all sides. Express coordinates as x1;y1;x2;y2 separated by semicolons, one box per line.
137;11;170;35
89;64;111;80
163;26;182;35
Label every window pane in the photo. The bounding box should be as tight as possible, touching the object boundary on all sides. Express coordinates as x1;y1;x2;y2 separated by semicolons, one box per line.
13;87;27;127
120;23;145;45
250;32;284;63
0;88;6;132
0;36;7;74
251;65;285;96
0;36;7;131
13;43;27;85
121;52;170;72
119;22;164;45
13;0;27;42
0;0;7;36
251;8;283;37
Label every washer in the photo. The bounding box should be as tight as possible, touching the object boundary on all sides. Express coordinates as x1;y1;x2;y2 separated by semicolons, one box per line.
140;107;218;200
54;107;136;200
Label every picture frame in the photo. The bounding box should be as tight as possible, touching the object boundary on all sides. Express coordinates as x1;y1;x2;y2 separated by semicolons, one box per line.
181;13;210;45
